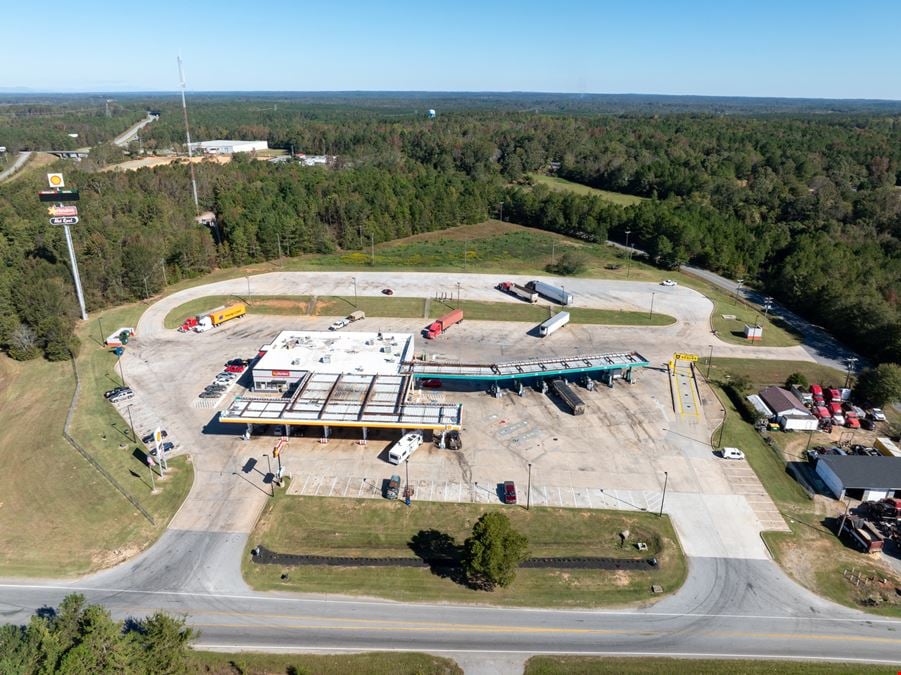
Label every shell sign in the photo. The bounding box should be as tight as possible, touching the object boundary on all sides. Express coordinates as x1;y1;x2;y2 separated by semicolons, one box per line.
47;173;65;188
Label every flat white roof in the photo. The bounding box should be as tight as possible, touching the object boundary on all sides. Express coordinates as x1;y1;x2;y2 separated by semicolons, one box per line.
255;330;414;376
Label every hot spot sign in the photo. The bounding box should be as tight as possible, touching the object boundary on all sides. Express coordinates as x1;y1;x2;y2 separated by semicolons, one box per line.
47;173;65;188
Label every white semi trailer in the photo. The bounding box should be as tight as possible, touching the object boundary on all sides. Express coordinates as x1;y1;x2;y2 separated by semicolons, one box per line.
527;280;573;305
538;311;570;337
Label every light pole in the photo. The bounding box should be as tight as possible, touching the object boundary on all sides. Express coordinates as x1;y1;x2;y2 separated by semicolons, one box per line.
126;404;137;442
527;462;532;511
736;278;745;299
352;277;358;307
706;345;713;379
659;471;668;517
624;229;632;279
117;353;127;388
246;275;251;298
763;296;774;319
649;292;656;319
716;407;726;447
456;281;462;308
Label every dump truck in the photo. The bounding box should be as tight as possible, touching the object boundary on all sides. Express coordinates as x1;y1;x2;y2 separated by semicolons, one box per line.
526;280;573;305
348;310;365;322
840;516;885;554
538;311;570;337
425;309;463;339
550;378;585;415
497;281;538;303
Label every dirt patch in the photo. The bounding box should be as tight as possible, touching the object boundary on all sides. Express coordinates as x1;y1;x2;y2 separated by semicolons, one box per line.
381;220;522;245
254;299;309;313
90;542;143;569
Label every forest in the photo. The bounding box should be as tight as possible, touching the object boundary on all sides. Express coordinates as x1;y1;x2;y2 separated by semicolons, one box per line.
0;95;899;364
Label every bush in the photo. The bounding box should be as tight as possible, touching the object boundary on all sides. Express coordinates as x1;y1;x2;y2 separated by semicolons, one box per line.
545;251;586;276
854;363;901;407
785;372;808;389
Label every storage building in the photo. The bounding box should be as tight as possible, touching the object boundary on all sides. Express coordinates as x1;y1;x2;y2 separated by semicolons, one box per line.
758;386;818;431
816;455;901;501
188;139;268;155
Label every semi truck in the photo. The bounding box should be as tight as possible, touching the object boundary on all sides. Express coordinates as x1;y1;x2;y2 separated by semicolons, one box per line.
538;311;570;337
180;302;247;333
550;378;586;415
496;281;538;303
526;280;573;306
330;310;366;331
425;309;463;339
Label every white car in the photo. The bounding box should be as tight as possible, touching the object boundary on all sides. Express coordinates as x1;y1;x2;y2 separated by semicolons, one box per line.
869;408;886;422
720;447;745;460
329;318;349;331
660;279;677;287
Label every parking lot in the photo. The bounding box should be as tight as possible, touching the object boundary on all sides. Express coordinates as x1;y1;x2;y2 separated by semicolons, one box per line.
118;273;798;555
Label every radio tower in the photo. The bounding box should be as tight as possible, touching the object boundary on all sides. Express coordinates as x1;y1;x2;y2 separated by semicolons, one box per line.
177;55;200;213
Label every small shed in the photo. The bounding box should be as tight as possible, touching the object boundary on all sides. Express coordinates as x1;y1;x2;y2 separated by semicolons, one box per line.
744;324;763;341
746;394;773;418
816;455;901;501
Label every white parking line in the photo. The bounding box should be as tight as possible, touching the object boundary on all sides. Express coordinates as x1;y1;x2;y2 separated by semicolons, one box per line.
301;474;311;494
329;476;337;496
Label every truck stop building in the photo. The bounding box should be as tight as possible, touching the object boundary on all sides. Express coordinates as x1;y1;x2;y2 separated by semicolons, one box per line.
816;456;901;501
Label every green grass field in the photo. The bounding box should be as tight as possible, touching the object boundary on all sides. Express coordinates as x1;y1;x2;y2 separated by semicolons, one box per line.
244;495;686;608
166;294;675;330
524;656;889;674
528;173;646;206
706;358;847;391
0;303;192;576
188;650;461;675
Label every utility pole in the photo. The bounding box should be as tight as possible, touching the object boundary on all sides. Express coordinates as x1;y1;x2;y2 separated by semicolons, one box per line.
277;232;283;259
463;238;468;271
716;407;727;447
527;462;532;511
706;345;714;379
844;357;859;389
160;259;168;286
63;222;88;320
736;278;745;299
126;404;137;442
649;292;656;319
625;229;633;279
763;296;774;319
371;233;375;266
352;277;358;307
117;352;127;387
456;281;462;308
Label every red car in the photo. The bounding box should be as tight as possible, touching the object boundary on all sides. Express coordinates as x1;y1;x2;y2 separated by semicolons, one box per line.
225;364;246;373
503;481;517;504
422;379;442;389
381;288;394;295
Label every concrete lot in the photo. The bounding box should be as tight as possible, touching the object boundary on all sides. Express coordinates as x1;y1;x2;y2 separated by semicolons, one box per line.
119;272;796;560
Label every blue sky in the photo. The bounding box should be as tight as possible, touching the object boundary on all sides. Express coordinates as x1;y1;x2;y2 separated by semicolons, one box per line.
4;1;900;99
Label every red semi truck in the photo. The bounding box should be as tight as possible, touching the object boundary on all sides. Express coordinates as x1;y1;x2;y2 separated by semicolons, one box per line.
425;309;463;339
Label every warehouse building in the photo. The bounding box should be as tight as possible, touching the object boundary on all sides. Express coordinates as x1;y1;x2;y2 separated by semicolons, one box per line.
188;139;268;154
816;455;901;501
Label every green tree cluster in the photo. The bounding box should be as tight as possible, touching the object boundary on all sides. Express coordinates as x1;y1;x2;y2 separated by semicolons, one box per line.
463;512;529;590
854;363;901;407
0;593;195;675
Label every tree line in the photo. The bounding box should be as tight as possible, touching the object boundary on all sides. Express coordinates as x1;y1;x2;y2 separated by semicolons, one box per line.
0;100;898;365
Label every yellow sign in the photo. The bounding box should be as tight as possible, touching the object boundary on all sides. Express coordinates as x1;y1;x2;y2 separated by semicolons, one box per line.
47;173;65;188
673;353;699;362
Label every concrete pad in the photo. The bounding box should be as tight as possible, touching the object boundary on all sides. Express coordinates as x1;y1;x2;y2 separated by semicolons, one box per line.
664;492;770;559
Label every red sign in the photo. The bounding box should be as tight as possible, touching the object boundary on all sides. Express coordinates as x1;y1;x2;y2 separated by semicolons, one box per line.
271;370;291;377
48;205;78;217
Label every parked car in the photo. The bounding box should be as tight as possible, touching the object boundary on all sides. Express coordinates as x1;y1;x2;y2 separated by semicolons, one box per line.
385;475;401;500
104;386;131;399
861;418;876;431
226;358;249;367
141;430;168;444
225;364;245;373
869;408;887;422
109;390;134;403
720;447;746;460
503;480;517;504
660;279;677;287
329;318;350;331
381;288;394;295
421;379;442;389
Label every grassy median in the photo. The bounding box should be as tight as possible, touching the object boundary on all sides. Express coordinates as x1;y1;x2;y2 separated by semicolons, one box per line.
244;495;685;608
189;651;461;674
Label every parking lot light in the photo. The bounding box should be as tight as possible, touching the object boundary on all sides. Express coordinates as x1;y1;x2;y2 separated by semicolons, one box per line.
527;463;532;511
659;471;668;517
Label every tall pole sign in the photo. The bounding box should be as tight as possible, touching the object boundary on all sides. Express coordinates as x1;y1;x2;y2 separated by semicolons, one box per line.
42;173;88;320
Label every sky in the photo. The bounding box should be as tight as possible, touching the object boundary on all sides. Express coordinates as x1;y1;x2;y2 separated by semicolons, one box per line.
3;0;901;99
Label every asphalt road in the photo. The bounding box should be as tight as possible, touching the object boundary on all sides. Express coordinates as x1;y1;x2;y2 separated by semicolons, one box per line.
0;150;32;182
113;113;157;147
682;265;862;371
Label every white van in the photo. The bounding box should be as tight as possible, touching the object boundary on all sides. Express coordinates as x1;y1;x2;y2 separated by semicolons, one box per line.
388;431;423;464
721;447;745;460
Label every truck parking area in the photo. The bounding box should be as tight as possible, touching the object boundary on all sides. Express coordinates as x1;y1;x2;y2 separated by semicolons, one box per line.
119;273;798;554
